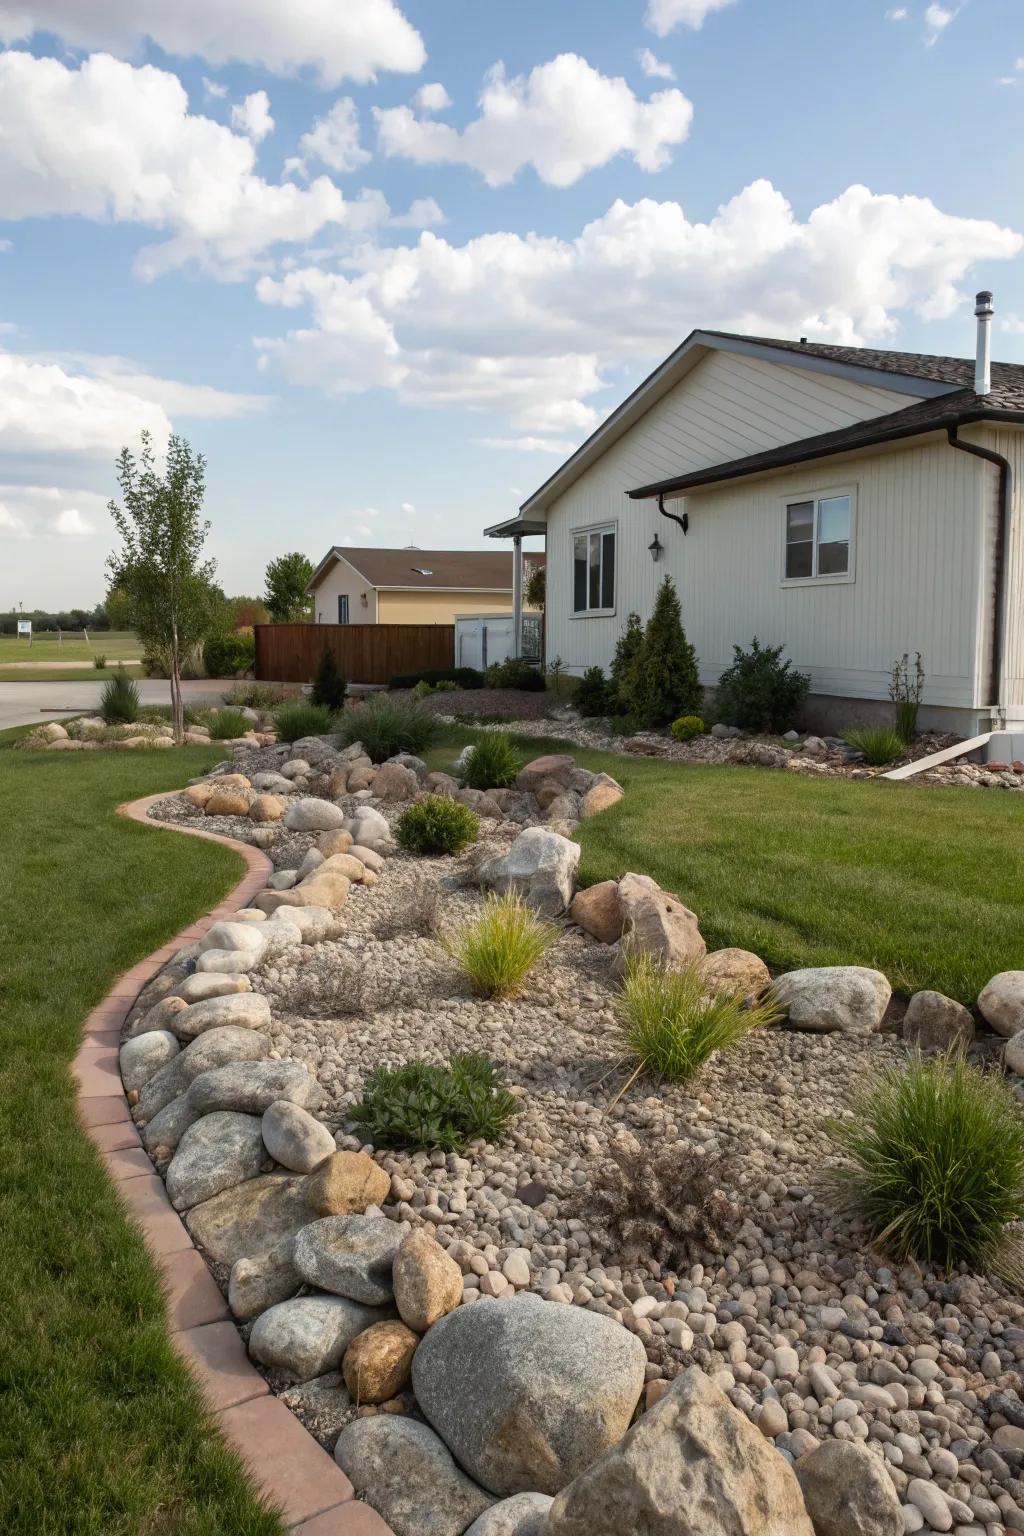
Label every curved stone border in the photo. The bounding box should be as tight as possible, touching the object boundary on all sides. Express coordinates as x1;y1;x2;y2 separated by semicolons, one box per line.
72;790;393;1536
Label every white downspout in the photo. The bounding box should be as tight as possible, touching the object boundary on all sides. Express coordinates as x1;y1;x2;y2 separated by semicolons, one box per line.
512;533;523;657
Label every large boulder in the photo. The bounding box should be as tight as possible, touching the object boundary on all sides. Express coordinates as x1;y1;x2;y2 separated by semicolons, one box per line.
124;993;190;1039
393;1230;463;1332
249;1294;389;1381
172;972;251;1003
334;1416;494;1536
205;789;252;817
140;1093;201;1161
580;775;624;819
478;827;581;918
256;874;351;913
464;1496;554;1536
184;1173;310;1265
978;971;1024;1037
412;1292;647;1496
199;920;267;955
293;1212;405;1304
772;966;891;1033
228;1236;301;1321
902;990;975;1052
304;1149;391;1216
794;1438;902;1536
173;991;271;1041
516;755;576;795
119;1030;179;1092
372;761;420;802
249;794;285;824
262;1101;336;1172
134;1023;273;1121
342;1318;419;1403
186;1060;320;1116
699;948;771;1000
284;797;347;832
345;806;394;853
545;1367;814;1535
165;1111;266;1210
569;881;623;945
615;873;705;972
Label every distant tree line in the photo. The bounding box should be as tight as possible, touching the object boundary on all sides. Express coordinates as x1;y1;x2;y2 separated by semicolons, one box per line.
0;605;112;634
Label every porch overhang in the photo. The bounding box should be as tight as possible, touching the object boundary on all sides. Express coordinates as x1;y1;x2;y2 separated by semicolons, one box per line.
484;515;547;539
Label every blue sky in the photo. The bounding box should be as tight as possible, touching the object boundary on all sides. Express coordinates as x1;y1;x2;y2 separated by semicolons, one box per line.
1;0;1022;607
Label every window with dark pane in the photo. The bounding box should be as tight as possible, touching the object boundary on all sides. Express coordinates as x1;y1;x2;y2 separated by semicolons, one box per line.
785;501;814;579
573;534;588;612
600;530;615;609
588;532;601;608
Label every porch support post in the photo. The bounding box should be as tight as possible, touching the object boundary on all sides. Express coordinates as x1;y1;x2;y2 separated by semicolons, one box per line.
512;533;523;657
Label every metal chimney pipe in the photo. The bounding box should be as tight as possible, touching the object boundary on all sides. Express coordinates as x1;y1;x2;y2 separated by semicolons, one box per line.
975;290;994;395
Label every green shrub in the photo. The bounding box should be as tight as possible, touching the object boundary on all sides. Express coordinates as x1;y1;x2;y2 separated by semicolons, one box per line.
609;612;644;713
485;657;546;691
274;700;335;742
202;630;255;678
616;953;780;1091
890;652;925;742
224;681;292;710
631;577;702;728
575;666;614;718
93;653;107;670
434;679;458;692
198;708;250;741
445;889;558;999
412;679;432;698
671;714;705;742
310;648;347;711
842;725;907;765
713;637;809;733
100;669;140;724
828;1054;1024;1276
338;693;442;761
459;732;522;790
390;667;484;690
349;1054;517;1152
396;795;479;856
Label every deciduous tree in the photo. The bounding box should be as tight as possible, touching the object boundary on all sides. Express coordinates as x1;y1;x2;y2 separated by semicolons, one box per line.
265;552;314;623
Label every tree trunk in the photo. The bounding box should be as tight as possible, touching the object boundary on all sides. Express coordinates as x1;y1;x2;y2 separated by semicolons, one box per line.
170;619;184;744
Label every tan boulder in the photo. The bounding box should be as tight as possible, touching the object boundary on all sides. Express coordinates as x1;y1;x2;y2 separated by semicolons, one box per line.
256;873;351;913
393;1230;463;1332
978;971;1024;1038
373;762;420;802
569;882;623;945
534;779;571;811
317;853;366;883
346;760;376;792
424;772;459;797
349;845;384;873
328;765;350;798
249;794;285;823
39;721;68;742
903;990;975;1051
304;1150;391;1216
344;1320;419;1405
206;789;252;817
615;873;705;972
581;776;624;819
795;1439;902;1536
211;772;252;789
318;827;354;857
516;754;576;794
700;948;770;1000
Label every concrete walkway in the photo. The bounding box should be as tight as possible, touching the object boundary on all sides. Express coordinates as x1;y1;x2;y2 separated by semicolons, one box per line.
0;679;229;731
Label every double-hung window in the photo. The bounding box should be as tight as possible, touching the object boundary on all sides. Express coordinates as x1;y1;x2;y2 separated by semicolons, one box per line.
337;595;349;624
572;525;616;615
783;492;853;582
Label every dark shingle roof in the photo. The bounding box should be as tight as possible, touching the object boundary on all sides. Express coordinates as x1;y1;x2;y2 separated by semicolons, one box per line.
313;547;543;591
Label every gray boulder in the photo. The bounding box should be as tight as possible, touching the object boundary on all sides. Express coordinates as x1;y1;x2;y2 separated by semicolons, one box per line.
172;972;251;1003
771;966;891;1033
902;990;975;1052
545;1367;814;1535
388;752;427;776
412;1292;646;1496
334;1416;494;1536
262;1100;336;1172
293;1212;405;1304
139;1093;201;1160
228;1236;301;1321
978;971;1024;1037
135;1025;272;1122
345;805;394;853
252;771;294;794
184;1172;309;1265
119;1029;179;1092
464;1494;554;1536
795;1438;902;1536
478;827;581;918
173;991;272;1041
186;1060;319;1116
284;797;347;832
165;1111;266;1210
249;1294;388;1381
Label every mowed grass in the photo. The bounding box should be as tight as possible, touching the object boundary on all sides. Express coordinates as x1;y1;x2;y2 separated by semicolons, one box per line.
0;629;140;664
0;664;146;682
426;729;1024;1002
0;742;285;1536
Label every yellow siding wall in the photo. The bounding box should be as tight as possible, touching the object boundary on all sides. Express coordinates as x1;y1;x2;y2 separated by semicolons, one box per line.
377;590;515;624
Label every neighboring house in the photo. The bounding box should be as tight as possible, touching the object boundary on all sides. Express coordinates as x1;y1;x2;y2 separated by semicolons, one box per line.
308;547;543;628
487;293;1024;735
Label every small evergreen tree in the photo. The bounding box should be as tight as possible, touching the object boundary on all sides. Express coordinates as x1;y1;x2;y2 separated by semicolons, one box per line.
310;647;347;711
632;577;702;728
609;611;644;713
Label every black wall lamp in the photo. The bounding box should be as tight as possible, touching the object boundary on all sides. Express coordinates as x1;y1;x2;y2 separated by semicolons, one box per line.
648;533;662;562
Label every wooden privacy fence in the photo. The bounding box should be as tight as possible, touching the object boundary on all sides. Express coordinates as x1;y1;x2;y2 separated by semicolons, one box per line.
254;623;455;685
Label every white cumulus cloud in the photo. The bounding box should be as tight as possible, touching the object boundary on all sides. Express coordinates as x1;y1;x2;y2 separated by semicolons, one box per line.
231;90;274;141
390;196;446;229
645;0;737;37
415;82;452;111
477;436;578;455
375;54;694;187
0;0;426;85
637;48;676;80
54;506;96;538
0;483;109;540
924;3;958;43
299;98;371;173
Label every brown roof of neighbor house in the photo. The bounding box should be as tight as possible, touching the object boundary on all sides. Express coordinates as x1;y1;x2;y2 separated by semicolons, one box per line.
310;547;544;592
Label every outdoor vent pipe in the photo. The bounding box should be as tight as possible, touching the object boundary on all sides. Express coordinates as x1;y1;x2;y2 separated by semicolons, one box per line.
975;290;994;396
947;423;1013;726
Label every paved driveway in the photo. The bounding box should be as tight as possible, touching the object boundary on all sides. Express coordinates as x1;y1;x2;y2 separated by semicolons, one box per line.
0;679;229;731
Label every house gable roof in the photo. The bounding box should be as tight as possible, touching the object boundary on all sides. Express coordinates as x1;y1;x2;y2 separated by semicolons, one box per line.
309;547;543;593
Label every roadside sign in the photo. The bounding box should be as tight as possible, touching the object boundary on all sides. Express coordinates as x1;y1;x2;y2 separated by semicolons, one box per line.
17;619;31;636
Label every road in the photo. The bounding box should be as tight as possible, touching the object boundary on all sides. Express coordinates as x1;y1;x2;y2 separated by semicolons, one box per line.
0;679;230;731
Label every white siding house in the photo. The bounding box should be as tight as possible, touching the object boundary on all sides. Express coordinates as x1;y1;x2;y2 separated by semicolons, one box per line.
488;312;1024;735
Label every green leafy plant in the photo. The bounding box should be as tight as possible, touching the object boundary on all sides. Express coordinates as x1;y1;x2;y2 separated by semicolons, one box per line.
338;693;442;761
576;666;614;718
615;953;780;1094
713;637;810;733
412;679;433;698
444;889;558;999
671;714;705;742
546;655;565;696
434;679;458;692
92;653;107;670
100;669;140;724
485;657;546;691
202;629;255;678
459;732;522;790
525;561;545;610
396;795;479;856
349;1054;518;1153
310;648;347;712
197;708;250;741
631;577;703;728
389;667;484;690
264;551;314;623
274;700;335;742
842;725;907;765
827;1054;1024;1277
890;651;926;742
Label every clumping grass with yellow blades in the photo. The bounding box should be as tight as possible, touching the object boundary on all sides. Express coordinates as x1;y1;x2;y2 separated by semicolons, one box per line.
444;888;558;999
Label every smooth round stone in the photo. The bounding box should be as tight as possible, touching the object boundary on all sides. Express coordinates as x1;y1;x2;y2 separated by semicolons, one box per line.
293;1213;405;1305
119;1029;179;1092
249;1294;389;1381
262;1100;336;1172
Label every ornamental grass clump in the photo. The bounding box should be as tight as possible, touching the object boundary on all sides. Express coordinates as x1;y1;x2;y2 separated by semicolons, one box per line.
274;699;335;742
337;692;441;761
198;708;249;741
99;668;140;724
349;1054;517;1152
827;1053;1024;1277
842;724;907;765
396;795;479;856
445;889;558;999
616;952;780;1094
459;731;522;790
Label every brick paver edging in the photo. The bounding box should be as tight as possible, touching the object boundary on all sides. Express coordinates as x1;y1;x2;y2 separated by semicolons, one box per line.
72;790;393;1536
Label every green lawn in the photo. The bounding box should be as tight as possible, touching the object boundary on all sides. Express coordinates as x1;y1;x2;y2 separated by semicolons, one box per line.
428;728;1024;1003
0;742;284;1535
0;629;139;664
0;664;145;682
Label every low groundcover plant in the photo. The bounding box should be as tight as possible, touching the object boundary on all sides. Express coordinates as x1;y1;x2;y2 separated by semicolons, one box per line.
396;796;479;856
349;1054;517;1152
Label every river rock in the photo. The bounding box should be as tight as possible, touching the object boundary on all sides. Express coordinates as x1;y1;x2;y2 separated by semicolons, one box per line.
165;1111;266;1210
119;1030;179;1092
284;797;347;832
199;920;267;955
902;990;975;1051
173;991;272;1041
228;1236;301;1321
516;755;576;794
772;966;891;1033
304;1150;391;1216
569;881;623;944
172;972;251;1003
186;1060;319;1116
293;1212;405;1304
334;1416;494;1536
123;993;190;1038
262;1101;336;1172
194;947;264;975
249;794;285;823
700;947;771;999
464;1495;555;1536
580;776;624;818
795;1438;902;1536
345;806;394;853
978;971;1024;1037
342;1319;419;1403
372;762;420;802
412;1292;646;1496
184;1173;310;1265
614;873;705;972
249;1294;389;1382
393;1230;463;1332
478;827;581;918
545;1367;814;1535
140;1093;201;1160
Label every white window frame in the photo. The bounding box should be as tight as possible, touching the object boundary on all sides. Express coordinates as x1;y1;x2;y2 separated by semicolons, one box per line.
779;484;857;587
571;522;617;617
